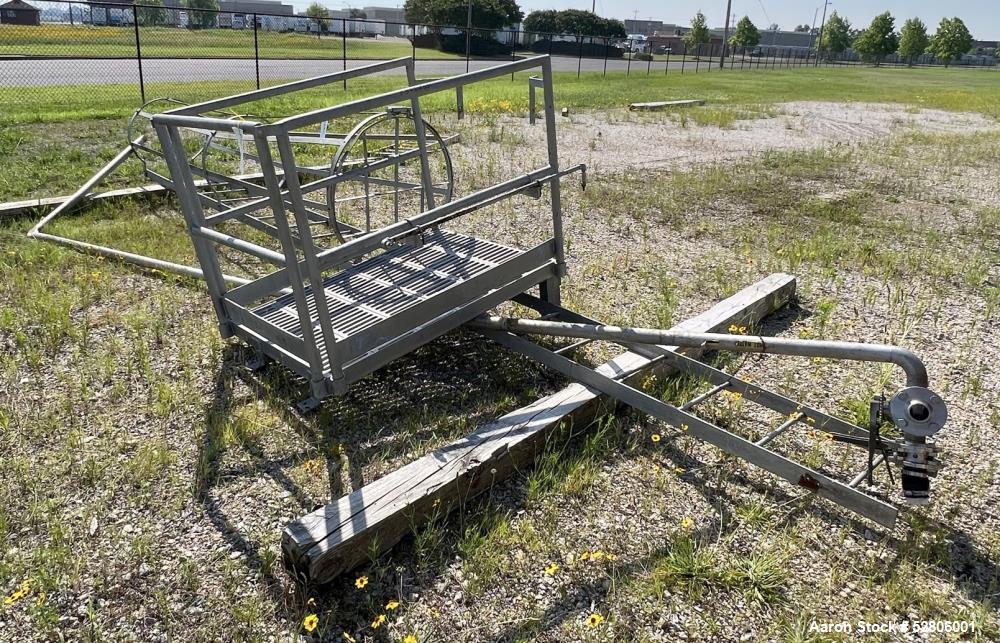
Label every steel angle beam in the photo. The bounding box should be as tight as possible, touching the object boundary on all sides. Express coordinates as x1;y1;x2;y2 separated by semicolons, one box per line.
477;328;899;528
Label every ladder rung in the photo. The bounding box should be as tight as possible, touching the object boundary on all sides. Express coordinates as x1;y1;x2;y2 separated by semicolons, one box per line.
680;381;731;411
554;338;593;355
849;454;886;488
756;412;805;446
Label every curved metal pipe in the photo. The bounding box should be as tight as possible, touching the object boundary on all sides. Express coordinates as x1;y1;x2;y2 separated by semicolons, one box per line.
467;316;929;388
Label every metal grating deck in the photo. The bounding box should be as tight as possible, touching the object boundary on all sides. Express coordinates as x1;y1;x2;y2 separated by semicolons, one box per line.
251;229;523;356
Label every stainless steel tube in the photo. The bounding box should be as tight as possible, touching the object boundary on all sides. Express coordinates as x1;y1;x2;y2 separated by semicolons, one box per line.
468;316;930;388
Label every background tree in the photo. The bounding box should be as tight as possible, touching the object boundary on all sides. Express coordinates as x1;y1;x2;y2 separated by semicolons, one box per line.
730;16;760;49
404;0;522;31
819;11;852;56
793;24;810;32
304;1;329;34
928;17;974;66
852;11;898;65
523;9;624;37
348;8;366;19
134;0;165;25
897;17;929;65
522;9;558;34
184;0;218;28
684;11;710;50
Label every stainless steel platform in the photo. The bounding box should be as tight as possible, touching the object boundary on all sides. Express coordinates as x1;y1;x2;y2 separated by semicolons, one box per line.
154;56;569;406
251;229;523;365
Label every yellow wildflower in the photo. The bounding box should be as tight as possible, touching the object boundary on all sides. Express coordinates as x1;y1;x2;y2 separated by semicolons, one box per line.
587;613;605;628
342;633;357;643
404;635;418;643
386;600;400;610
605;553;618;561
578;551;591;562
806;416;816;424
681;517;694;530
303;613;318;632
650;433;661;443
824;432;834;441
544;562;559;576
355;575;368;590
681;424;689;432
591;551;605;561
674;466;685;474
372;613;386;628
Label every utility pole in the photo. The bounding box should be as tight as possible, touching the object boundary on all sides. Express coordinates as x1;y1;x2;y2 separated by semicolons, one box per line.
465;0;472;72
720;0;732;68
592;0;596;13
815;0;830;66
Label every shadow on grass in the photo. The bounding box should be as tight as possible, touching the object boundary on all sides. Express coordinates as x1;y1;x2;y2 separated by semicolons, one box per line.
191;328;560;608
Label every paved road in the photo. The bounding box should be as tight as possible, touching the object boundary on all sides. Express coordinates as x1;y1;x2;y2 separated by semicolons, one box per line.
1;55;770;87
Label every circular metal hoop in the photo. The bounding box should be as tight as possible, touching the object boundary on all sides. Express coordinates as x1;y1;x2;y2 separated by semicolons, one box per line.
326;109;454;244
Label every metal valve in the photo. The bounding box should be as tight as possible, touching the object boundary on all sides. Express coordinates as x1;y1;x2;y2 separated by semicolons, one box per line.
886;386;947;505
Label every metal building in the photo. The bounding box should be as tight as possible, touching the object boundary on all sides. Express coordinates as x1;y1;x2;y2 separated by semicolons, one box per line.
0;0;40;25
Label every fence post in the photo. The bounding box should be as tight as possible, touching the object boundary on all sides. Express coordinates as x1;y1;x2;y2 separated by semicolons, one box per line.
664;47;669;74
646;44;652;75
626;38;632;76
706;44;711;72
465;26;471;73
132;7;145;103
511;27;517;80
680;44;685;74
342;19;347;89
695;44;700;73
411;24;416;61
603;37;608;76
577;35;583;78
253;13;260;89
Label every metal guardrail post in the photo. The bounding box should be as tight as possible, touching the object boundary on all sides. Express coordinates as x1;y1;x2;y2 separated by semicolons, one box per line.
132;7;145;103
253;13;260;90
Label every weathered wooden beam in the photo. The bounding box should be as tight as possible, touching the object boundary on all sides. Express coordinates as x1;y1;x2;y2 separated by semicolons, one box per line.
629;99;707;111
281;273;796;584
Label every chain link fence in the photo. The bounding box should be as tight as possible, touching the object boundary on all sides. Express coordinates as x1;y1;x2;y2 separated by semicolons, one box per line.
1;1;997;109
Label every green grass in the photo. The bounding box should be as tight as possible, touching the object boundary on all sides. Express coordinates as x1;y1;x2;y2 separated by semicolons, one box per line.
0;23;458;59
2;65;998;128
2;61;999;640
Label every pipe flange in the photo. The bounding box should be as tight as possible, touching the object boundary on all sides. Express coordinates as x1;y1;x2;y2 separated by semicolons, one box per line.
888;386;947;438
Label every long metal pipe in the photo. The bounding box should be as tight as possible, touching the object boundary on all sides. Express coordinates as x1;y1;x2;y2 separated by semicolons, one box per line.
467;316;930;388
28;138;143;237
30;231;251;286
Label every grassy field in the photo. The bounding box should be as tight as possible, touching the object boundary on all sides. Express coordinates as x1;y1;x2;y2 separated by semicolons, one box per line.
2;66;998;204
0;24;458;59
1;67;1000;641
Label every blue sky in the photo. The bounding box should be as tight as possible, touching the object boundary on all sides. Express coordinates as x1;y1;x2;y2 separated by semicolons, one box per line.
314;0;997;40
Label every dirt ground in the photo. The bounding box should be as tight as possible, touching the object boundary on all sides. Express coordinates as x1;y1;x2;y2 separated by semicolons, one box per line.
2;102;999;642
